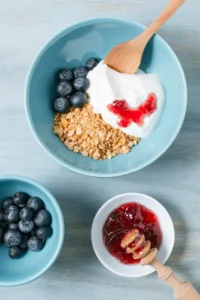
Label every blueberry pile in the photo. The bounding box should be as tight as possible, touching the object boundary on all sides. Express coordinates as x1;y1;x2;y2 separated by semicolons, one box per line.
0;192;52;259
54;57;99;113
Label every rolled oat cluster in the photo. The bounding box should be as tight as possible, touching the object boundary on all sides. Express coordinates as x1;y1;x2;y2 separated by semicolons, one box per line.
53;103;140;160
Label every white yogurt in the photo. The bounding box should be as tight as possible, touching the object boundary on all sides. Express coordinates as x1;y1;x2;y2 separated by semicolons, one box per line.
87;61;165;138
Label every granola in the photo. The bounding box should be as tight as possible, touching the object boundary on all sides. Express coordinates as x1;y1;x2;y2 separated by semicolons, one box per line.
53;103;140;160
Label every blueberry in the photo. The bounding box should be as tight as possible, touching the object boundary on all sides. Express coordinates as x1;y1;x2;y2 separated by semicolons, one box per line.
20;207;33;221
13;192;29;207
0;226;5;243
9;247;22;259
54;97;70;113
73;66;88;79
36;227;52;240
27;236;43;252
2;197;14;209
34;209;51;227
19;203;27;209
27;197;43;212
73;77;89;92
8;223;18;230
85;57;99;70
19;220;34;233
57;81;73;96
59;69;73;81
70;92;87;108
4;229;22;248
5;205;19;223
19;234;30;250
0;208;5;223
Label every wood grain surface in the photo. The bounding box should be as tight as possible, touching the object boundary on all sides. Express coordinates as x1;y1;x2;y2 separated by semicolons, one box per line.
0;0;199;299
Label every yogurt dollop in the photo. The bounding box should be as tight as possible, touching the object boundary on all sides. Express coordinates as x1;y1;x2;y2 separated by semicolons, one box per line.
87;61;165;138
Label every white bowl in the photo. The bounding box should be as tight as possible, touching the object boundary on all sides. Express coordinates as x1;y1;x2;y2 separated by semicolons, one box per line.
91;193;175;277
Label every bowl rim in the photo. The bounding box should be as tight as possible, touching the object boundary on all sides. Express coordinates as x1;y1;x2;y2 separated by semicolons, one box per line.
91;192;175;277
0;175;65;287
24;17;187;178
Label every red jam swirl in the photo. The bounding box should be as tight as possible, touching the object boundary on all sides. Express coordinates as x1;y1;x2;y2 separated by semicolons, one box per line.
107;93;157;128
103;202;162;265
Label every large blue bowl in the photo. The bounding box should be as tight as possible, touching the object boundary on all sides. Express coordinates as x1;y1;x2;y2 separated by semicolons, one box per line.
25;18;187;177
0;176;64;286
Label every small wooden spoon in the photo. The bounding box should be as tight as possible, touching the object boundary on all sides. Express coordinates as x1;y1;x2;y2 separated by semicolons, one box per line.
121;230;200;300
104;0;186;74
141;249;200;300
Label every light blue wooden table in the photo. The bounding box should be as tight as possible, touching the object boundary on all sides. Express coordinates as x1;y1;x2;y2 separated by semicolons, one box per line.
0;0;199;299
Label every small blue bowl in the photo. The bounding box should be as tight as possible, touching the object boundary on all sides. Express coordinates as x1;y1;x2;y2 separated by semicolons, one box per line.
0;176;64;287
25;17;187;177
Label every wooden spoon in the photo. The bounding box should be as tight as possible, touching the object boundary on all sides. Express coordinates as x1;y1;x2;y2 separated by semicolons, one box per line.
141;249;200;300
104;0;186;74
121;230;200;300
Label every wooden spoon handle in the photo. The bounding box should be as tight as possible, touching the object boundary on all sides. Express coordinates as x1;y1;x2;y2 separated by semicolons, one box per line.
135;0;186;45
151;258;200;300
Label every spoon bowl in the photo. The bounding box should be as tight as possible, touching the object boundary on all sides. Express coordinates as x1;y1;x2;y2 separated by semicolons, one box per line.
104;0;186;74
104;41;142;74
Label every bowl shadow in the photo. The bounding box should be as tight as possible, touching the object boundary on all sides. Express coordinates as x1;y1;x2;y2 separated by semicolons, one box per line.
47;186;101;278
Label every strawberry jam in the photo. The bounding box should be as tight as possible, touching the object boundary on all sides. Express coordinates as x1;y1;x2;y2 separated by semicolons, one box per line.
103;202;162;264
107;93;157;128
